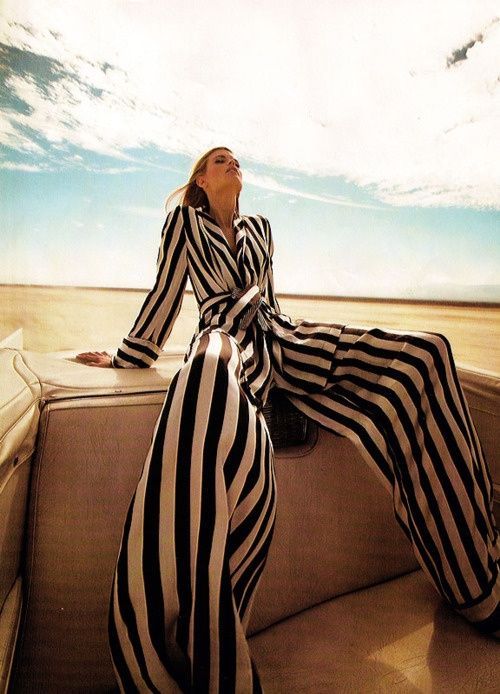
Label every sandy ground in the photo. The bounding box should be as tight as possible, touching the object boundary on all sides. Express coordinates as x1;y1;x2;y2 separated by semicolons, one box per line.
1;285;499;372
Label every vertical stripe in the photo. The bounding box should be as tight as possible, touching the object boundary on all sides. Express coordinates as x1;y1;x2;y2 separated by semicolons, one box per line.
111;205;499;694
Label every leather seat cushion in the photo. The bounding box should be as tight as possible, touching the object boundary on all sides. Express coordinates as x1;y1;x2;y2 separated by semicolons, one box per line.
251;569;500;693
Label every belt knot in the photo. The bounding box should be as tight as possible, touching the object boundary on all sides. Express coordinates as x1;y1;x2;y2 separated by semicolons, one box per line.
200;284;270;331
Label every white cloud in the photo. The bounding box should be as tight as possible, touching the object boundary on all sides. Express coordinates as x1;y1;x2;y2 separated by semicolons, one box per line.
244;170;384;209
85;165;143;174
118;204;165;219
1;0;499;208
0;161;52;171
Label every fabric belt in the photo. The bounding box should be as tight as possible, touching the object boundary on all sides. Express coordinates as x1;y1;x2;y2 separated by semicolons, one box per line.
199;284;272;332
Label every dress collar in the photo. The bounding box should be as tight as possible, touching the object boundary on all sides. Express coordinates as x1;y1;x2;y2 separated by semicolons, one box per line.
195;207;245;230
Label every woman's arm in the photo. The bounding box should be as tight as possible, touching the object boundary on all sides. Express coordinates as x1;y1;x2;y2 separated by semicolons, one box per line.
112;205;188;368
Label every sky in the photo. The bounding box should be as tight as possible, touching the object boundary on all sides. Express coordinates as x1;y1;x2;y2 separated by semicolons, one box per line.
1;0;499;301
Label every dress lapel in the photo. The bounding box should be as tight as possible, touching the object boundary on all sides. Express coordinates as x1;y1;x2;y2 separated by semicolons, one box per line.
234;216;247;281
196;208;246;283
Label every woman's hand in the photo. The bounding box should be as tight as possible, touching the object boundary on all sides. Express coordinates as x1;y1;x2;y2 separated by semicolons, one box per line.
76;351;113;368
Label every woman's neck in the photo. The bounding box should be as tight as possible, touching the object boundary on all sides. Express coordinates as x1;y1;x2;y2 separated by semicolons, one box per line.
208;193;237;229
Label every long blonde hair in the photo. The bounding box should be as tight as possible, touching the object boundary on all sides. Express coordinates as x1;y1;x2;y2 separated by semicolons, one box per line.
165;146;240;215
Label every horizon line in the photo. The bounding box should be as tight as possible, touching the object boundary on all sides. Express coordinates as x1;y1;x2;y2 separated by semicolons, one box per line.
2;283;499;309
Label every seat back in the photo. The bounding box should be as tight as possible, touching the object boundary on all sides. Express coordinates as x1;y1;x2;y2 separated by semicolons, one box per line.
0;350;40;691
3;350;498;692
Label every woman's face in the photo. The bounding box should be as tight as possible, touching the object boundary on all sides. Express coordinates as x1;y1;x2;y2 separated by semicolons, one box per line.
197;149;242;198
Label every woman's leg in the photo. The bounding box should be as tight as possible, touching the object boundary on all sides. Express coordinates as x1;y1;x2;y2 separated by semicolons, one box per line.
109;330;276;692
288;326;499;636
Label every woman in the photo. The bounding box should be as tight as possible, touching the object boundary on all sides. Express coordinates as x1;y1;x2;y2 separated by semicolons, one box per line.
77;147;499;693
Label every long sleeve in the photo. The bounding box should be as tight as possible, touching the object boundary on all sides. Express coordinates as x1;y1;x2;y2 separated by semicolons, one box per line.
262;217;281;314
113;205;188;368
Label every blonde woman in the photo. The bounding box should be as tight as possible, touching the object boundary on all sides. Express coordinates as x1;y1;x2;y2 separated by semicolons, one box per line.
78;147;499;693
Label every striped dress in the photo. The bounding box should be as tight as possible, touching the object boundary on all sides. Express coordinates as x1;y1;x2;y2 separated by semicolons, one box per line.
109;205;500;693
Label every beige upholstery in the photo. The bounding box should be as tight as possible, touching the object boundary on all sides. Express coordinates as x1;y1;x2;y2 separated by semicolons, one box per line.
248;428;417;634
1;348;499;692
457;364;500;519
252;570;500;693
0;350;40;690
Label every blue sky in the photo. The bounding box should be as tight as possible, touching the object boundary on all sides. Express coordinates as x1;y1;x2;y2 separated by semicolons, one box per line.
1;0;499;301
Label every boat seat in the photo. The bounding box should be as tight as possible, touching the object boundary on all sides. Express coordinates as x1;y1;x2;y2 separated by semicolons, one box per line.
0;348;498;692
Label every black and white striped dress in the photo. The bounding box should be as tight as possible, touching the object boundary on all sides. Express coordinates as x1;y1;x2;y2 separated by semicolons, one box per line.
109;205;499;693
